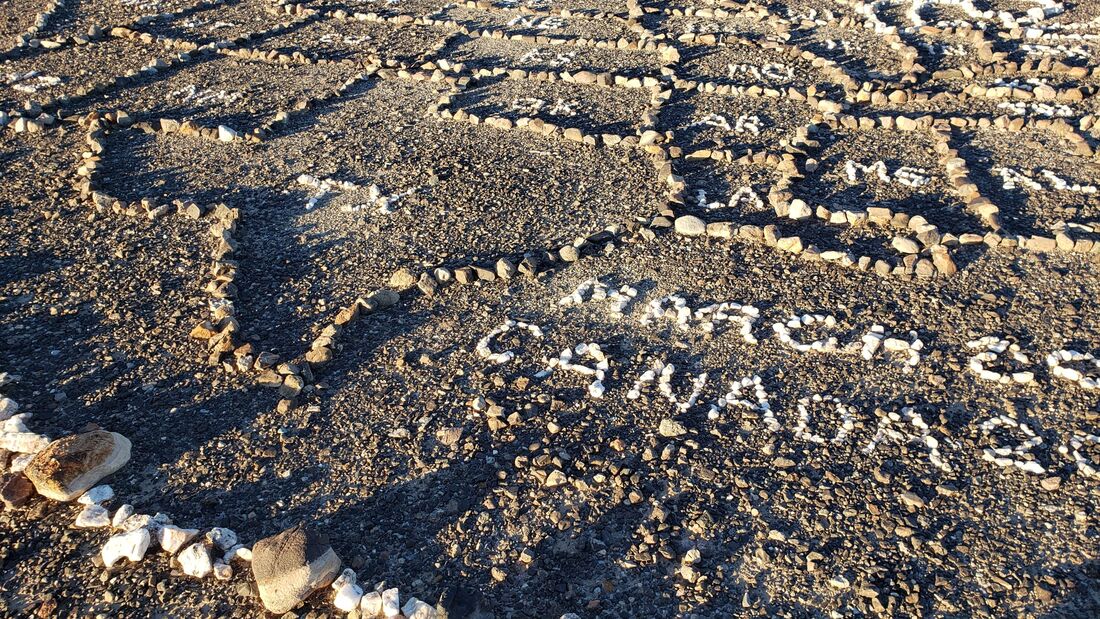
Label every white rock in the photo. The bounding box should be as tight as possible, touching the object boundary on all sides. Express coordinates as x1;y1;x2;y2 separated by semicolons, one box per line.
75;504;111;528
111;504;135;528
402;597;438;619
332;567;357;590
361;590;383;616
217;125;237;142
206;527;238;551
158;525;199;554
0;431;51;453
334;581;364;612
0;397;19;421
2;413;30;433
78;485;114;505
382;587;400;617
226;544;252;562
118;513;157;533
102;528;151;568
178;542;213;578
9;452;35;472
788;199;812;219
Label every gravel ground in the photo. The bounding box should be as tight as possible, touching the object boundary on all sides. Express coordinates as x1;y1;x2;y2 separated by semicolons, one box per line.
0;0;1098;617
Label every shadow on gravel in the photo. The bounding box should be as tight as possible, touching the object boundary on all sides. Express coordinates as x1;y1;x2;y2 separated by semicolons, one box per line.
1040;560;1100;619
151;302;433;519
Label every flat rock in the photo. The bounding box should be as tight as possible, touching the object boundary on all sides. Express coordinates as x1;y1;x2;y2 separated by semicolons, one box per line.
674;215;706;237
24;431;131;501
251;524;342;614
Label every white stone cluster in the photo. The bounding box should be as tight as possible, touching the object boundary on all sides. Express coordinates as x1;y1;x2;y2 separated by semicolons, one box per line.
628;359;708;413
557;278;638;318
904;0;1062;29
844;160;930;187
1022;17;1100;42
693;187;764;212
823;38;852;52
966;336;1036;384
297;174;362;210
1046;349;1099;389
990;76;1051;93
996;101;1076;118
729;186;764;210
641;295;693;329
994;166;1045;191
794;394;855;445
363;186;418;215
728;62;794;81
507;15;566;30
1019;42;1090;60
1040;169;1098;194
296;174;417;213
773;313;844;353
863;407;951;471
330;569;426;617
861;325;924;366
511;97;578;117
1058;433;1099;478
995;0;1065;29
101;505;249;581
475;319;545;364
74;485;114;528
694;301;760;342
690;113;762;134
318;34;371;45
540;342;610;398
682;20;728;34
893;166;932;187
518;47;575;67
712;375;779;431
0;373;50;470
5;71;62;94
851;0;897;34
642;295;759;342
979;415;1046;475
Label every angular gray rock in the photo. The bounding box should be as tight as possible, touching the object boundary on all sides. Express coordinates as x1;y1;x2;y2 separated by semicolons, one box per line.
24;431;131;501
251;524;341;614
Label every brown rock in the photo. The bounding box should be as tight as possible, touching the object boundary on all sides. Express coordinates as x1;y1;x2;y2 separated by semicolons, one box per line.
1;473;34;509
252;524;342;614
388;268;418;290
24;431;131;501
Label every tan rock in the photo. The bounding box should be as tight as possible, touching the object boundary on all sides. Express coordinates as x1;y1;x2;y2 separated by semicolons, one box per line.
388;268;418;290
24;431;131;501
252;524;342;614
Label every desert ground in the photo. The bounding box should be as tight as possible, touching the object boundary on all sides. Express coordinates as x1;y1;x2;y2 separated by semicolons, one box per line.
1;0;1099;616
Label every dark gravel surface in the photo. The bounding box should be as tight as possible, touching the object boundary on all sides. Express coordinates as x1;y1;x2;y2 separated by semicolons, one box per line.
0;0;1098;617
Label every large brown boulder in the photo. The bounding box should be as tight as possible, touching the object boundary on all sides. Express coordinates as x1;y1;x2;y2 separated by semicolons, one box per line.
24;431;131;501
251;524;341;614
